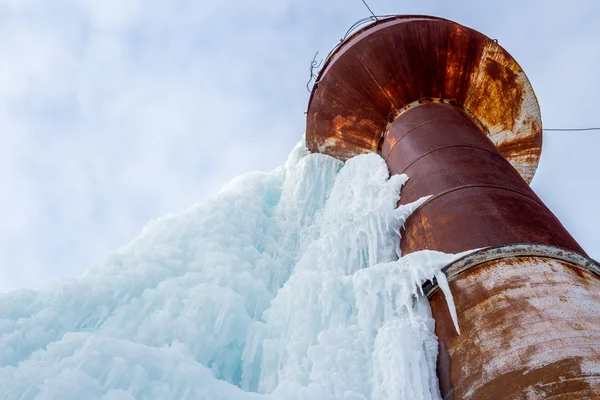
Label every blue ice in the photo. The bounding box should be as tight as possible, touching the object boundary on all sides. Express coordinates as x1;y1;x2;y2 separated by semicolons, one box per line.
0;141;461;399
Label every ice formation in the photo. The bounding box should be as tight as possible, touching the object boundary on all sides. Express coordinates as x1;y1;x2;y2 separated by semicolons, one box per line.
0;141;464;399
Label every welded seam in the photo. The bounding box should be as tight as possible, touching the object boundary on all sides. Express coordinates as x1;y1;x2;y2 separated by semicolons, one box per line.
444;245;600;280
387;98;491;137
383;120;476;162
355;52;401;111
352;53;404;152
407;183;547;211
423;244;600;298
395;144;510;175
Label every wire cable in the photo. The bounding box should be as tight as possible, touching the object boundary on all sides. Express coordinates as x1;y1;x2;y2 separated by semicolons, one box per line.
306;14;398;93
360;0;377;20
306;13;600;134
306;52;323;93
543;127;600;132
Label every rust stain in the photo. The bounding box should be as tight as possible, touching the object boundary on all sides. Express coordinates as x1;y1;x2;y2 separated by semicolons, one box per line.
305;15;598;400
380;102;583;256
400;184;584;255
475;54;523;128
430;254;600;399
306;15;542;183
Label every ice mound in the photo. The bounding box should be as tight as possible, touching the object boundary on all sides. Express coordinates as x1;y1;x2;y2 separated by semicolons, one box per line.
0;141;461;399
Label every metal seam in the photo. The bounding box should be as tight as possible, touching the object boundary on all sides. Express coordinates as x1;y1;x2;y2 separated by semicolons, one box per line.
395;144;509;175
383;120;477;162
423;244;600;298
354;51;401;112
352;53;398;153
404;183;547;211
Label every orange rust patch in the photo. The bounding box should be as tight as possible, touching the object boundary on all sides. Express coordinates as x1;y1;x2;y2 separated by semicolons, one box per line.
430;256;600;399
473;56;522;129
306;15;542;184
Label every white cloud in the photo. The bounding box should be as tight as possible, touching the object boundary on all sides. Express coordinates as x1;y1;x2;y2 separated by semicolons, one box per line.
1;0;599;292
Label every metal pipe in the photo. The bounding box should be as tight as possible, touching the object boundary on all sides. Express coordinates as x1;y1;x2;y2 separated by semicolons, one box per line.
383;101;584;256
384;101;598;398
306;15;600;399
426;245;600;399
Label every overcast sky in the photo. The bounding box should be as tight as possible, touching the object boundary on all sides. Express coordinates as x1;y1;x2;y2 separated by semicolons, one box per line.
1;0;599;293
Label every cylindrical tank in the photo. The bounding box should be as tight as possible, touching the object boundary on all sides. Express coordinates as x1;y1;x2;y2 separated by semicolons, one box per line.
426;245;600;399
306;15;600;399
382;101;584;256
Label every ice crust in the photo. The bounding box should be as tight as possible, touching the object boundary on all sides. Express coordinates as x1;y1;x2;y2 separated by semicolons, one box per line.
0;141;462;399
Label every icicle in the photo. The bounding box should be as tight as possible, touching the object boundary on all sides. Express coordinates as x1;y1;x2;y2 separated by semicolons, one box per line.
434;270;460;335
0;146;473;400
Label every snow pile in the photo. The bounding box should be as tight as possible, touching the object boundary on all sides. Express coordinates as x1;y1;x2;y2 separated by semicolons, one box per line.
0;141;462;399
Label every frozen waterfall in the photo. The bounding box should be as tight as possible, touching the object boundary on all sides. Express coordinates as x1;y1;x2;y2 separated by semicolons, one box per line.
0;141;462;400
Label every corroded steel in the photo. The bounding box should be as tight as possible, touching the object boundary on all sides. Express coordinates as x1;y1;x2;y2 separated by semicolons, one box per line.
423;244;600;296
306;15;541;183
384;102;585;256
427;245;600;399
305;14;599;400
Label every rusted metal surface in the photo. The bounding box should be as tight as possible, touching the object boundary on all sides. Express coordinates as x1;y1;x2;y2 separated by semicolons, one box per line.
402;187;585;255
306;15;542;183
424;244;600;297
386;102;585;256
427;245;600;399
384;102;539;205
305;14;599;399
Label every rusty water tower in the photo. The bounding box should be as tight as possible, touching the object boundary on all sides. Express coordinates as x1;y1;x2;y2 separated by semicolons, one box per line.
306;15;600;399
